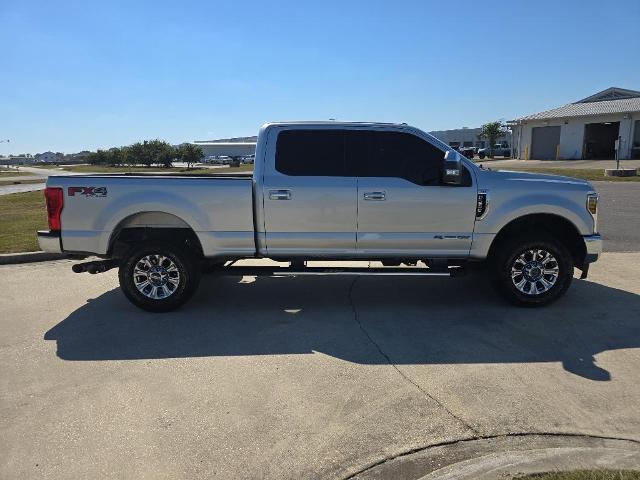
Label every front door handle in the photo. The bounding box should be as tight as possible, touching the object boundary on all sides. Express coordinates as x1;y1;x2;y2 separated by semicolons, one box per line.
269;189;292;200
363;191;386;201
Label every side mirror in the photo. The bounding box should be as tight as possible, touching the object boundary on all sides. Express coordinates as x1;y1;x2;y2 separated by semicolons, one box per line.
442;150;463;185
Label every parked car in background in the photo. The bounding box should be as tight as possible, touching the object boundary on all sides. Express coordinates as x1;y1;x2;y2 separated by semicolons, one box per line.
478;142;511;159
459;146;475;159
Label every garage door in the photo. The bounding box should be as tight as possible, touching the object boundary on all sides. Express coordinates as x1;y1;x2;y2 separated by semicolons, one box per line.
531;126;561;160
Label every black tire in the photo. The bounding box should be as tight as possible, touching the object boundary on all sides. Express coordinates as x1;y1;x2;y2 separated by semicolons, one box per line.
478;152;486;159
118;242;202;312
489;235;573;307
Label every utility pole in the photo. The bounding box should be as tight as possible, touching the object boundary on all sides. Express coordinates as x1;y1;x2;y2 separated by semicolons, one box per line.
0;139;10;167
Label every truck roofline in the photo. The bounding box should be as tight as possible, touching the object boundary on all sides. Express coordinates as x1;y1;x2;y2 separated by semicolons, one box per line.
261;120;406;127
258;121;479;174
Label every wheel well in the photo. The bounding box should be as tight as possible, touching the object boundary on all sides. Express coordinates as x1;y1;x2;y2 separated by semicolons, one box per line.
109;226;204;259
488;214;586;266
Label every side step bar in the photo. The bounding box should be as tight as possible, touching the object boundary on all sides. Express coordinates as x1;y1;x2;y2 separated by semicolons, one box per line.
217;266;465;277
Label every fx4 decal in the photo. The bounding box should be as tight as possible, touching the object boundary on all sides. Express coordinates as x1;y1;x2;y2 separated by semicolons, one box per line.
68;186;108;197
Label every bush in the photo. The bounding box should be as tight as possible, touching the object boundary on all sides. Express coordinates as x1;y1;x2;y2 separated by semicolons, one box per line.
89;140;177;167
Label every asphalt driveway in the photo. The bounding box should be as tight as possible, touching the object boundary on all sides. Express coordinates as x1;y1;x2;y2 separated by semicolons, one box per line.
595;181;640;251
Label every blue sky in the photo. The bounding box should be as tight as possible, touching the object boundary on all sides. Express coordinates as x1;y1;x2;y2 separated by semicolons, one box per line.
2;0;639;154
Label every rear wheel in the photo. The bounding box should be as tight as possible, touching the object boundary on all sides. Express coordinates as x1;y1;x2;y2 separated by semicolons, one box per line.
490;236;573;307
119;242;201;312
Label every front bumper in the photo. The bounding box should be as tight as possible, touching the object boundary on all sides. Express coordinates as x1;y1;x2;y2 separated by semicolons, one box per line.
583;234;603;263
37;230;62;253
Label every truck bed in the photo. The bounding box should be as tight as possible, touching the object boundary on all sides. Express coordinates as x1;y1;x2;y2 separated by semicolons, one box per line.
46;174;256;257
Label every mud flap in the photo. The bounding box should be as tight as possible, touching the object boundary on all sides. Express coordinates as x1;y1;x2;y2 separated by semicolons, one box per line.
579;263;589;280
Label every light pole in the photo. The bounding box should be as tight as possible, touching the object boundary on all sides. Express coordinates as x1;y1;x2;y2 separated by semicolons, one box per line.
1;139;11;168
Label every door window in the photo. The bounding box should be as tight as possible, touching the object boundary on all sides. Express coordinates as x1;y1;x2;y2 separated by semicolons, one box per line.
275;130;346;176
358;131;443;185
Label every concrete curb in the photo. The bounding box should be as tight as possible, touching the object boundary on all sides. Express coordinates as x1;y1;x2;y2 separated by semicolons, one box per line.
0;251;70;265
351;435;640;480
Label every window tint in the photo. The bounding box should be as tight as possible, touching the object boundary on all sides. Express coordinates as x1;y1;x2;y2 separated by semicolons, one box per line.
275;128;449;185
275;130;345;176
344;130;369;177
361;131;443;185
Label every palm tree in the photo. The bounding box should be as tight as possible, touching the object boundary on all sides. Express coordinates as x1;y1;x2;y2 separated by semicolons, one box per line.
478;121;508;158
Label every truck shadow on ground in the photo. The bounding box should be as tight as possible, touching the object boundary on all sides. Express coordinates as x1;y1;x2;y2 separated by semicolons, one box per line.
44;274;640;381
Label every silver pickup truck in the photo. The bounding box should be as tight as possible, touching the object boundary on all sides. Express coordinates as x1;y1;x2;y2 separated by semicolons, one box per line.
38;122;602;311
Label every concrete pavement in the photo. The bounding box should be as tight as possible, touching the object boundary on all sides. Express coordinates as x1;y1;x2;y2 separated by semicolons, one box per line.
1;253;640;479
594;181;640;252
0;166;68;196
478;158;640;169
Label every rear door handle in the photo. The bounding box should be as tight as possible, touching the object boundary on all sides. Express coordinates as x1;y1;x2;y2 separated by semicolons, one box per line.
363;191;386;201
269;189;292;200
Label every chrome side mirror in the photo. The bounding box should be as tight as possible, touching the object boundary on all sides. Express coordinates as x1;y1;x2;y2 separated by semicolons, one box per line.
443;150;463;185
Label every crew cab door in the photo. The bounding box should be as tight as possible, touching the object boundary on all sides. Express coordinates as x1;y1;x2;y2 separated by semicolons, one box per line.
352;130;477;257
261;128;357;256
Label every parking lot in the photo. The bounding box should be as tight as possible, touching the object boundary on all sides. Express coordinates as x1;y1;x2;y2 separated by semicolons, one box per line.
1;183;640;479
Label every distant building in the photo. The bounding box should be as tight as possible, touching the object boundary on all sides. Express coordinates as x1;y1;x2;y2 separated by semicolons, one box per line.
0;156;33;165
429;127;511;149
509;87;640;160
34;151;64;163
191;141;256;158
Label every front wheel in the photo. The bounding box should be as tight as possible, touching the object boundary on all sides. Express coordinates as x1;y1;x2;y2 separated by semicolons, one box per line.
118;242;201;312
490;236;573;307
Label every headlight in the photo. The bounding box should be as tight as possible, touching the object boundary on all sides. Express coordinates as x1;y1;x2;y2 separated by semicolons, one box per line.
586;193;598;215
586;193;598;232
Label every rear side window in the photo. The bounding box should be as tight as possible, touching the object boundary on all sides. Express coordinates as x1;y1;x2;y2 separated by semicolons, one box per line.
363;131;443;185
275;130;345;176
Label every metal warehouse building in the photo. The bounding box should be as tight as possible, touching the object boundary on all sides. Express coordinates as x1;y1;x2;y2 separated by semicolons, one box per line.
510;87;640;160
191;141;256;158
429;127;511;149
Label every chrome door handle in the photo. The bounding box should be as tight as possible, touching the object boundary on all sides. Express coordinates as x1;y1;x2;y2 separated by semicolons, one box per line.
363;191;386;201
269;189;292;200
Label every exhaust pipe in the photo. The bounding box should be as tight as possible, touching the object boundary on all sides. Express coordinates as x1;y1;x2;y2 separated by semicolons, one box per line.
72;259;119;274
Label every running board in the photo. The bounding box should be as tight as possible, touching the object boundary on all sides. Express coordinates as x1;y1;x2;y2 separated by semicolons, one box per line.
218;266;465;277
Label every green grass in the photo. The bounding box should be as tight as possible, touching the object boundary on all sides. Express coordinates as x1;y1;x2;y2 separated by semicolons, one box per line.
0;190;48;253
0;178;46;187
493;167;640;182
58;164;254;174
515;470;640;479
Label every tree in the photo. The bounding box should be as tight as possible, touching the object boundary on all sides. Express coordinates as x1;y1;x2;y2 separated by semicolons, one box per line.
106;147;126;166
88;149;109;165
146;140;176;168
129;140;176;167
127;142;146;166
90;140;177;168
177;144;203;169
478;121;509;158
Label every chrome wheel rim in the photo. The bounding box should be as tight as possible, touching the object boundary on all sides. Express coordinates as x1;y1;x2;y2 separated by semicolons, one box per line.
510;249;559;296
133;254;181;300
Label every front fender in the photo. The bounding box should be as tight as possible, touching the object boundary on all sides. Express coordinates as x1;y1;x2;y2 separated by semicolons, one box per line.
478;192;593;236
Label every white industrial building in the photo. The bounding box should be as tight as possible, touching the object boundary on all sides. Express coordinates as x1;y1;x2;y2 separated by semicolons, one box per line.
429;127;511;149
34;151;63;162
510;87;640;160
191;141;256;159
